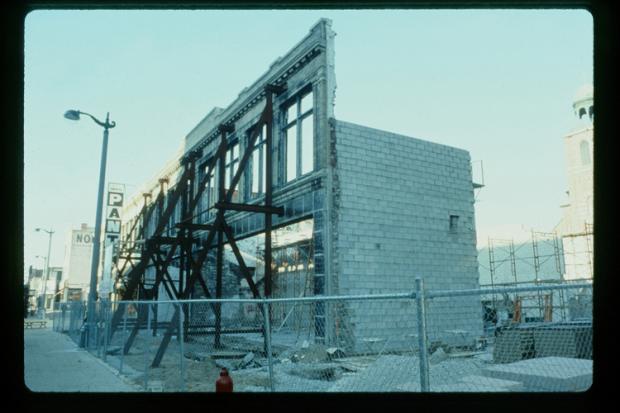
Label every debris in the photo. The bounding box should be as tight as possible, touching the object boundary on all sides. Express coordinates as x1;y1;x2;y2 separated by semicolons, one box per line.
215;359;236;371
210;351;246;359
328;355;419;392
447;350;486;359
301;340;310;349
184;351;209;362
106;346;122;355
287;363;343;381
146;380;165;392
429;347;448;365
238;352;255;368
473;353;494;363
334;362;359;372
326;347;345;360
298;344;329;363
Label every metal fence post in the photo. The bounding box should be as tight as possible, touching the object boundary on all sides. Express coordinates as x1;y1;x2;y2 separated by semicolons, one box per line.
120;303;127;374
103;301;110;362
262;300;275;392
415;277;430;392
61;304;66;333
96;303;101;357
178;303;186;391
144;303;152;390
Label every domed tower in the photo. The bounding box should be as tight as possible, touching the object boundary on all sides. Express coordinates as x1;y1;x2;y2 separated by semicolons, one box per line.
572;83;594;123
557;83;594;280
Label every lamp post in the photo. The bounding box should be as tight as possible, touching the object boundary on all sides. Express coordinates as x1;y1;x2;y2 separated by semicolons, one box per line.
64;109;116;347
35;228;54;319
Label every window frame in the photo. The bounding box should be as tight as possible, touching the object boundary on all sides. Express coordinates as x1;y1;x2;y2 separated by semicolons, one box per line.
246;124;267;200
225;139;239;189
200;158;217;222
283;87;314;183
579;140;591;165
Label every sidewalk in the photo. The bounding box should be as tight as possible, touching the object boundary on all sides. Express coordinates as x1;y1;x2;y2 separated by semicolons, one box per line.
24;323;141;392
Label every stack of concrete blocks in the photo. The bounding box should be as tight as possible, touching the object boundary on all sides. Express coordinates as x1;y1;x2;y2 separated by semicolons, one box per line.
533;323;592;359
494;322;592;363
332;121;483;353
493;324;538;363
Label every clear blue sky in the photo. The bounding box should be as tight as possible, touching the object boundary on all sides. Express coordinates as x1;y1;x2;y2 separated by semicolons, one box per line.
23;9;593;280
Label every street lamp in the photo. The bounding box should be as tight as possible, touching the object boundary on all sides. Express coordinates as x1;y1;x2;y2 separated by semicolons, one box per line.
64;109;116;347
35;228;54;319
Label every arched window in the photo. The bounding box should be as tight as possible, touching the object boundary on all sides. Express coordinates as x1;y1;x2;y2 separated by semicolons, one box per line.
588;105;594;120
580;140;591;165
578;107;587;119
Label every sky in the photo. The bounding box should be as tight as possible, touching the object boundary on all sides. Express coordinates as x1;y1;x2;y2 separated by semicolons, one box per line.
23;8;593;281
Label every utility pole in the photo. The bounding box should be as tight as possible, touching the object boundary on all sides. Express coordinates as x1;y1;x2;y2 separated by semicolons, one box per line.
35;228;54;319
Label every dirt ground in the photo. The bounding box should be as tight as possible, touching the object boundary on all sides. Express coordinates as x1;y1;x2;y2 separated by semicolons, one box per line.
106;330;498;392
110;332;274;392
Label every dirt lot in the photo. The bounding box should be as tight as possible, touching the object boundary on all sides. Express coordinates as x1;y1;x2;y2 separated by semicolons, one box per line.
108;332;275;392
105;330;502;392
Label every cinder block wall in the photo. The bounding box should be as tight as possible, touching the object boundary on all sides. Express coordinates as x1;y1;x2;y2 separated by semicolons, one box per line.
331;120;483;352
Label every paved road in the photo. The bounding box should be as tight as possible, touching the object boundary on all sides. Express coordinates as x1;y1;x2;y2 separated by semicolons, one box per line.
24;325;141;392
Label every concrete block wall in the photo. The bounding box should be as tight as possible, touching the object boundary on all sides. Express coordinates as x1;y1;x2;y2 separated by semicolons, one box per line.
331;120;483;352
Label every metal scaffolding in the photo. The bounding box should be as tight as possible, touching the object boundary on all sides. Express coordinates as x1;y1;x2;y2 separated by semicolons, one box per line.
484;230;586;325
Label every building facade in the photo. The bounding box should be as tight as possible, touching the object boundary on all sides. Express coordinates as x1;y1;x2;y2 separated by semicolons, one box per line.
61;223;95;300
556;84;594;280
117;19;482;351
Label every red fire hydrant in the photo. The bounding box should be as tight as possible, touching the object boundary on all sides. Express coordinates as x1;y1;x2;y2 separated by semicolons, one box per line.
216;368;233;392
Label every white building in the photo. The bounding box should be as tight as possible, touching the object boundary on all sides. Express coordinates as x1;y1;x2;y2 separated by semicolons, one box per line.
555;84;594;280
61;223;95;300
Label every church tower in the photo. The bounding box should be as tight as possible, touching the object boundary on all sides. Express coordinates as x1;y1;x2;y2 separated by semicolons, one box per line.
557;84;593;280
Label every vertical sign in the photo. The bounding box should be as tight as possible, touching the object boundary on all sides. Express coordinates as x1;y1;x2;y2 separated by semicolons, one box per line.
101;183;125;296
105;182;125;243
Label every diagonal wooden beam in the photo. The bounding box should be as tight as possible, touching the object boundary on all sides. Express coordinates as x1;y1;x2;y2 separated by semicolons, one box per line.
151;85;282;367
153;251;179;298
221;218;261;299
122;294;150;355
151;215;221;367
117;163;188;305
181;140;226;223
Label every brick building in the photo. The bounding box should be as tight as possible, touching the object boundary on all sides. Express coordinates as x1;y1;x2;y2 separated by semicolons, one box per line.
119;19;482;352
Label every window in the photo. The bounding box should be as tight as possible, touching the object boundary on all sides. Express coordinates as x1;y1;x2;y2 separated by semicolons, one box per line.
248;124;267;199
201;161;216;222
284;89;314;182
578;107;587;119
449;215;459;232
225;141;240;202
580;140;591;165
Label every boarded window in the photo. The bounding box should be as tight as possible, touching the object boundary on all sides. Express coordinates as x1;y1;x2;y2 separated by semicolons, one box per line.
449;215;459;232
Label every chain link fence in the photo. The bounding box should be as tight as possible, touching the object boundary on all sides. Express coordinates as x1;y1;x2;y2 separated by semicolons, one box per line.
52;279;592;392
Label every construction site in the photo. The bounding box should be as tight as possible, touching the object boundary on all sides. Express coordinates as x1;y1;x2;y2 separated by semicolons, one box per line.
65;19;593;392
